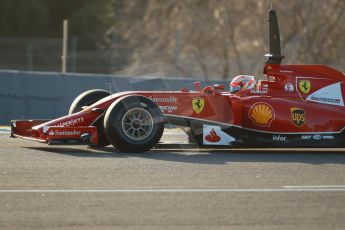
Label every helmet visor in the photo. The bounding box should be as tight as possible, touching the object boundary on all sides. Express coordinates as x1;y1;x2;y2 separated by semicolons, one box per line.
230;85;241;93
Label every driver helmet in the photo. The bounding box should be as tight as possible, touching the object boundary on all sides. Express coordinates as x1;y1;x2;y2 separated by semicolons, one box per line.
230;75;256;93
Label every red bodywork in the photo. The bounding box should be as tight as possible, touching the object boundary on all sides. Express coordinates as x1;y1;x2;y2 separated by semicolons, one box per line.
11;63;345;147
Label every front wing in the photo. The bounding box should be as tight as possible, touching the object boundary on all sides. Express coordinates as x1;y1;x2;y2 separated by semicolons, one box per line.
11;120;99;145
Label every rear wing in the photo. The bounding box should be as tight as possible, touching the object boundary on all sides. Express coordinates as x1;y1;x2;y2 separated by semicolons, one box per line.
265;10;284;64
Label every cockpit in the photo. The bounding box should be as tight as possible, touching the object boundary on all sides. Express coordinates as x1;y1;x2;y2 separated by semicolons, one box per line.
230;75;256;94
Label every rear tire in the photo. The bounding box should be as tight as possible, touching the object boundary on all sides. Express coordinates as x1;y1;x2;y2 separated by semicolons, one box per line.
69;89;111;147
104;95;165;153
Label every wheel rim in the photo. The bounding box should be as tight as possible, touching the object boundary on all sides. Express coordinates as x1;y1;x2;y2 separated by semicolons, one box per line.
121;108;154;141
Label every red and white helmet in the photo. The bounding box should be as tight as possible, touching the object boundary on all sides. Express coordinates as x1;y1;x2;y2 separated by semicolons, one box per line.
230;75;256;93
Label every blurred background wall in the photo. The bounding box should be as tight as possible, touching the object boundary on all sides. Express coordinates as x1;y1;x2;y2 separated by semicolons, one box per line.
0;0;343;79
0;0;344;124
0;70;227;124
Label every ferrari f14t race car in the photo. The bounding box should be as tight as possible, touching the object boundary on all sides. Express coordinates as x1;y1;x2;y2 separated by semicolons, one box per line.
11;10;345;152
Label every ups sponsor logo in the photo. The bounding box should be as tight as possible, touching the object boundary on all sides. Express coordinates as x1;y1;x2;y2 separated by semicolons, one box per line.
291;107;306;127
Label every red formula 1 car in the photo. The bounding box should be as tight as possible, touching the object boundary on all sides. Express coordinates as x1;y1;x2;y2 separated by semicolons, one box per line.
11;10;345;152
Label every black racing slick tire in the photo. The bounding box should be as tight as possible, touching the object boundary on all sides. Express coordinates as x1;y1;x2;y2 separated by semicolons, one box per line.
68;89;111;114
68;89;111;147
104;95;165;153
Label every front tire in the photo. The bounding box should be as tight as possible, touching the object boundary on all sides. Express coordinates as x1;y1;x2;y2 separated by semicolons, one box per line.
104;95;165;153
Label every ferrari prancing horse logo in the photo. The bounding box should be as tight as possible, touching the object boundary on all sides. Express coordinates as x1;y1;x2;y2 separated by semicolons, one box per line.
299;80;311;94
192;97;205;114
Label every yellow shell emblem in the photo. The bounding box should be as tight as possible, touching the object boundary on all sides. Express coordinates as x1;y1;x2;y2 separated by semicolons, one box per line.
249;103;275;126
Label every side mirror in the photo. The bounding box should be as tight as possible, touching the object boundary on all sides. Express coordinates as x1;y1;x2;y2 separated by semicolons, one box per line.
194;81;202;91
213;84;225;90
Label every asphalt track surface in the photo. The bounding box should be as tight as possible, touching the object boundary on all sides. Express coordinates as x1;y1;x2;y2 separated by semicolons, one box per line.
1;128;345;229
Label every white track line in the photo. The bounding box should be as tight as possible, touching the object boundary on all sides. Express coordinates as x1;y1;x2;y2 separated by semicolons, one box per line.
0;129;9;133
283;185;345;189
1;188;345;193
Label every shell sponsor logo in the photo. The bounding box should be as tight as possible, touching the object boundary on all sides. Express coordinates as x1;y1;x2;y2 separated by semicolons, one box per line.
249;102;275;126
